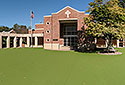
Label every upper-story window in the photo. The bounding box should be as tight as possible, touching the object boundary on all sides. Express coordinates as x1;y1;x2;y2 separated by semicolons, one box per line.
46;21;50;25
53;39;58;41
46;39;50;42
46;30;50;33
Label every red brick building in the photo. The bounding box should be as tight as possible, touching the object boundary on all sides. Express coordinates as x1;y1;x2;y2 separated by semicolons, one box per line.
31;6;125;50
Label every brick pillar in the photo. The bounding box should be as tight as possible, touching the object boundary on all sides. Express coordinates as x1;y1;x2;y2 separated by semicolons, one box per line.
27;36;30;47
0;35;2;49
14;37;17;48
35;36;38;47
7;36;10;48
20;37;22;47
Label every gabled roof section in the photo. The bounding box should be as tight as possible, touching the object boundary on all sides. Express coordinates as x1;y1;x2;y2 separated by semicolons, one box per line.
52;6;85;14
1;29;16;34
9;29;16;33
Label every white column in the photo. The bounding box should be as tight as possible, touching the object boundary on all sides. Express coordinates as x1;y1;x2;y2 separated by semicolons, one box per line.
105;39;108;48
14;37;17;48
35;36;38;47
117;39;119;48
95;38;97;44
0;35;2;49
7;36;10;48
20;37;22;47
123;39;125;47
27;36;30;47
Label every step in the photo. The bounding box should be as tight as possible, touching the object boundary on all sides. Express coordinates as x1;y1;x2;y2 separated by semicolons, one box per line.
60;46;71;50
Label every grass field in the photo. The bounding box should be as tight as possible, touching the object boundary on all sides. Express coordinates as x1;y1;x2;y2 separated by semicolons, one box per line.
0;48;125;85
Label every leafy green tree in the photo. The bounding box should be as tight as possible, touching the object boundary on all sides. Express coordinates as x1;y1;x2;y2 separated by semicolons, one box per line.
0;26;10;32
118;0;125;8
77;30;96;52
83;0;125;52
13;24;28;34
0;24;28;34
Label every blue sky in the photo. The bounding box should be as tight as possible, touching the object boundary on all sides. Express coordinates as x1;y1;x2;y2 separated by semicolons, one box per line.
0;0;93;29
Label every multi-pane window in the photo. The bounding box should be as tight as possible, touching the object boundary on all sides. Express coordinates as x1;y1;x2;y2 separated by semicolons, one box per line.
119;39;123;47
64;26;77;35
64;37;77;46
60;21;77;47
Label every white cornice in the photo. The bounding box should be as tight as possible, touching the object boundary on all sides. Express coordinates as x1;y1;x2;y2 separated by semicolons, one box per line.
44;15;51;17
59;18;78;21
52;6;85;14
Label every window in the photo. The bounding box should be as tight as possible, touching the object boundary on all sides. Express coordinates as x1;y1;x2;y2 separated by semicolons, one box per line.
53;39;58;41
46;21;50;25
46;39;50;42
119;39;123;47
64;37;77;46
46;30;50;33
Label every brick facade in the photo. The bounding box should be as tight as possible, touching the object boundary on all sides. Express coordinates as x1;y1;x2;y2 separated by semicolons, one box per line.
29;6;124;50
31;6;88;49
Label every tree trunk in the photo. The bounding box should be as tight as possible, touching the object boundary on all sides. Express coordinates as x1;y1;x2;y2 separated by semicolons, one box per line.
106;36;115;52
107;37;113;49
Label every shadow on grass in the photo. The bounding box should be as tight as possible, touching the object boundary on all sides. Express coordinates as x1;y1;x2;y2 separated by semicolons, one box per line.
75;48;114;53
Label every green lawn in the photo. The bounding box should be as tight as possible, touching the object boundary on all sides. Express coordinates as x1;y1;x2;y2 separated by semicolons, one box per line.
0;48;125;85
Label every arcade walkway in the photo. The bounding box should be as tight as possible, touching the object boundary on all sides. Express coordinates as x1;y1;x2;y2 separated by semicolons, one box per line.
0;31;43;49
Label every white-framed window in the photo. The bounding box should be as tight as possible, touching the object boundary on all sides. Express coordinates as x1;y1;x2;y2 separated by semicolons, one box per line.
46;30;50;33
46;39;50;42
46;21;50;25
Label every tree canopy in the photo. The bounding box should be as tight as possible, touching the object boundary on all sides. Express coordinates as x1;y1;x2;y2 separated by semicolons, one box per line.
84;0;125;51
0;24;28;34
0;26;11;32
13;24;28;34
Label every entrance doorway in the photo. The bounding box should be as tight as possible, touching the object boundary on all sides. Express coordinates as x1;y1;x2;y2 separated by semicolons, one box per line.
64;37;77;46
60;20;77;49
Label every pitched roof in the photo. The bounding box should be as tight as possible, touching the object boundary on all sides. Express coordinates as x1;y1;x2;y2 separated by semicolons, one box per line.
52;6;85;14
